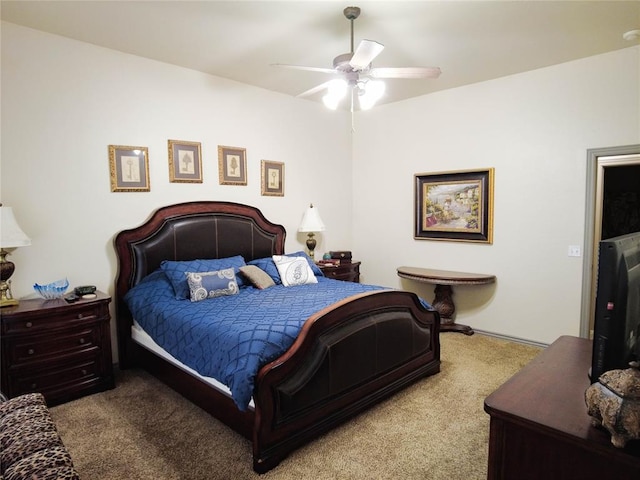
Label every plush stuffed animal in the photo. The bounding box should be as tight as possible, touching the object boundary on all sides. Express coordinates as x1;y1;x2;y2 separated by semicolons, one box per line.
585;361;640;448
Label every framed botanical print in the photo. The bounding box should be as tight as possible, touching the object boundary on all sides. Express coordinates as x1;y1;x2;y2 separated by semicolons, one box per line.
218;145;247;185
109;145;150;192
168;140;202;183
414;168;494;243
261;160;284;197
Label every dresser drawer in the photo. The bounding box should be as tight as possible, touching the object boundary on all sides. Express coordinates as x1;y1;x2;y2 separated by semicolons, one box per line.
12;357;102;396
323;268;357;281
319;262;361;283
2;304;107;335
8;326;100;365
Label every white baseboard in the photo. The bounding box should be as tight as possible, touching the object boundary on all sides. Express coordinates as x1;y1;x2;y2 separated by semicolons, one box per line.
472;328;550;349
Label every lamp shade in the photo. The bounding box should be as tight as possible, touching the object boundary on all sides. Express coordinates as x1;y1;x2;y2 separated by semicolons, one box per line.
0;206;31;248
298;204;326;233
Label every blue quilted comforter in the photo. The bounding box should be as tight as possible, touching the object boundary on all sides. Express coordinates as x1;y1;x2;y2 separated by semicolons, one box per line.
125;270;392;410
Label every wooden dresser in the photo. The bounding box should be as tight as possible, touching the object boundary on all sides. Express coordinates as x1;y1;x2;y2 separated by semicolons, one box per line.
484;335;640;479
317;261;361;283
0;292;114;405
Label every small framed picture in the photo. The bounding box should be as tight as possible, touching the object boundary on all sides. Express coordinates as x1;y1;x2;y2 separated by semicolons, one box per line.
414;168;494;243
168;140;202;183
109;145;150;192
218;145;247;185
261;160;284;197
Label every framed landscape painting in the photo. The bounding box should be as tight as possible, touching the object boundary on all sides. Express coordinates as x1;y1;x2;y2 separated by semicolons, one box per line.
414;168;494;243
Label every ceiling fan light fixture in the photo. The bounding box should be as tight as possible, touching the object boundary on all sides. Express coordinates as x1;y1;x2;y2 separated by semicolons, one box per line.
322;79;348;109
274;6;440;113
358;80;386;110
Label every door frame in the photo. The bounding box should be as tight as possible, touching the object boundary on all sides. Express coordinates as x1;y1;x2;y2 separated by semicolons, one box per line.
580;144;640;338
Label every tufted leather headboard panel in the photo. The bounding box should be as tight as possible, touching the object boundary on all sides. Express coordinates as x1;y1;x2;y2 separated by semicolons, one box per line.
114;201;286;364
116;201;286;292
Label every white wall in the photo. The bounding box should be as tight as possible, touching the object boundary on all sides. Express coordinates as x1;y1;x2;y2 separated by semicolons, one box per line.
352;46;640;345
1;23;353;359
3;22;639;352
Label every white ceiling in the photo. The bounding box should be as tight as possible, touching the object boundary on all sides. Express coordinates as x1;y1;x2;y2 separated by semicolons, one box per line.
2;1;639;107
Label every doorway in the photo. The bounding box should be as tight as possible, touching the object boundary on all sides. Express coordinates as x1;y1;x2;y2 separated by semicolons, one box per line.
580;144;640;338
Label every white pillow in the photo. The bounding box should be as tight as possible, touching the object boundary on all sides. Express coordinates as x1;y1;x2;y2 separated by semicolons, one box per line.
272;255;318;287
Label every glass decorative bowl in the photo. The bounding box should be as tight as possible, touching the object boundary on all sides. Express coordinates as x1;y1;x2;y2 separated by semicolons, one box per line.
33;278;69;299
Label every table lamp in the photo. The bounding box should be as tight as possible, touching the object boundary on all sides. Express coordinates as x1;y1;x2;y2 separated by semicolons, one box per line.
0;204;31;307
298;203;325;260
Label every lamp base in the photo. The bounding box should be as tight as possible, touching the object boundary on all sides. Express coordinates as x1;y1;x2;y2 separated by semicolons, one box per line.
305;233;317;260
0;294;19;308
0;249;19;308
0;279;19;307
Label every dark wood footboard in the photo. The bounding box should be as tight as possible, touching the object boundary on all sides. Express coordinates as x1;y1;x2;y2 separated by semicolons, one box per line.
252;290;440;472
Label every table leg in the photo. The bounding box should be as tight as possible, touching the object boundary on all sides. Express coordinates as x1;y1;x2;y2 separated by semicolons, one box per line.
432;284;474;335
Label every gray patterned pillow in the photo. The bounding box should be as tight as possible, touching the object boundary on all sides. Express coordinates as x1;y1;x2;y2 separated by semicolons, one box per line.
185;268;239;302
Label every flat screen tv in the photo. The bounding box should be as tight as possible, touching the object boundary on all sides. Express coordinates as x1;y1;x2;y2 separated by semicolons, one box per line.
590;231;640;382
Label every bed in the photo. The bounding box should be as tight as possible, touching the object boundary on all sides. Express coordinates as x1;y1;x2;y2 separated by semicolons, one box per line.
114;201;440;473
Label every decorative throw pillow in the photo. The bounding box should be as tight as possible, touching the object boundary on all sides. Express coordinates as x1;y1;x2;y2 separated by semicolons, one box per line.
287;251;324;276
185;268;239;302
247;251;323;285
160;256;246;299
239;265;276;290
247;257;281;284
272;255;318;287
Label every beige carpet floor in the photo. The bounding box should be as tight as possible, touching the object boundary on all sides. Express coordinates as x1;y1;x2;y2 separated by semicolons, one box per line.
50;333;542;479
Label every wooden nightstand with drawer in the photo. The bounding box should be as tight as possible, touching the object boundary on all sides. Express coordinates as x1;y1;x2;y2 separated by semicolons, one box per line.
318;261;361;283
0;291;114;405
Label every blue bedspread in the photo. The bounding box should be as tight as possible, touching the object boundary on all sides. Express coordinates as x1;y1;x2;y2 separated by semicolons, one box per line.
125;270;393;410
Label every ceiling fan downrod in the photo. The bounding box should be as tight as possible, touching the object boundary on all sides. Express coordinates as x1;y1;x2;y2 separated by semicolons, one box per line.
343;6;361;54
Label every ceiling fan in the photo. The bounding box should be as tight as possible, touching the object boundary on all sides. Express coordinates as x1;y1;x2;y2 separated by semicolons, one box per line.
272;6;441;111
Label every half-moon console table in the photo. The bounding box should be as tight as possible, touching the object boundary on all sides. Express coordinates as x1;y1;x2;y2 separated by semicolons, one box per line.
397;266;496;335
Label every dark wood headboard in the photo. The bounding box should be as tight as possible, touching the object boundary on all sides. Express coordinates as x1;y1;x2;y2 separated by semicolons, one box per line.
113;201;286;365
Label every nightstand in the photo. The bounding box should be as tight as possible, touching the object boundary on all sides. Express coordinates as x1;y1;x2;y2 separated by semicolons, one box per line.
318;261;361;283
0;291;115;405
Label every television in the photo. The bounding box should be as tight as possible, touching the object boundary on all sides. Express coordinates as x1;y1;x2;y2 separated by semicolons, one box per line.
590;230;640;382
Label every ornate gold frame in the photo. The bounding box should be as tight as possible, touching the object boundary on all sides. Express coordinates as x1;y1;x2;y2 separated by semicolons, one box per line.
218;145;247;185
109;145;150;192
261;160;284;197
168;140;202;183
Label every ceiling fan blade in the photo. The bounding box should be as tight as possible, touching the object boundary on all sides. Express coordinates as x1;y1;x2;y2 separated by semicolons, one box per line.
296;81;333;98
369;66;442;79
349;40;384;71
271;64;336;75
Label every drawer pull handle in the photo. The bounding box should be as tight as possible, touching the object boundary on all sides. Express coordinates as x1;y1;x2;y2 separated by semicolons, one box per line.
27;348;35;355
79;338;85;345
30;383;37;389
77;314;85;319
81;369;88;376
25;322;33;328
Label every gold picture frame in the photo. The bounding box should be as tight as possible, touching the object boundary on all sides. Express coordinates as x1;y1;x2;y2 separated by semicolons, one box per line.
261;160;284;196
109;145;150;192
168;139;202;183
218;145;247;185
414;168;494;243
